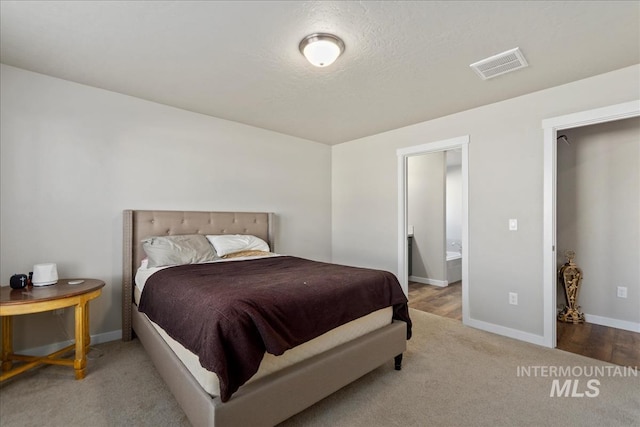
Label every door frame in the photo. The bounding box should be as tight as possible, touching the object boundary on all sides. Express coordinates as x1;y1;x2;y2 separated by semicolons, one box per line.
541;100;640;348
397;135;470;323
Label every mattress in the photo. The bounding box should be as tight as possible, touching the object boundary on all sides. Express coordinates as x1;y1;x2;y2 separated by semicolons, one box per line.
135;257;393;397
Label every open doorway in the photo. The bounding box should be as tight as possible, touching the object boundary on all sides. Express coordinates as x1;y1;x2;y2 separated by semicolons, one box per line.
554;117;639;367
406;149;463;320
397;135;469;324
542;100;640;349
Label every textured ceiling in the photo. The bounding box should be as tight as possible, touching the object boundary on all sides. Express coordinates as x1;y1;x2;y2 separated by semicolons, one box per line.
1;1;638;145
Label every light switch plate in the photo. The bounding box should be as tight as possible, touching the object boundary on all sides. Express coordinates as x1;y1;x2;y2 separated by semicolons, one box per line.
509;219;518;231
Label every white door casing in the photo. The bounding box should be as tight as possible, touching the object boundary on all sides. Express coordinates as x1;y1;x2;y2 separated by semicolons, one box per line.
397;135;470;323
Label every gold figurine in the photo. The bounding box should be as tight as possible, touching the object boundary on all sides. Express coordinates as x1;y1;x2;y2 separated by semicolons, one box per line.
558;250;585;323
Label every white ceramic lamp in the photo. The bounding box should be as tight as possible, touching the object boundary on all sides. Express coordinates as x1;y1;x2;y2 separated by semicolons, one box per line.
32;263;58;286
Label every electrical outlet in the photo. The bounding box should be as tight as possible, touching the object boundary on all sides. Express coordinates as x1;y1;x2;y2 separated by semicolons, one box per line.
509;292;518;305
617;287;627;298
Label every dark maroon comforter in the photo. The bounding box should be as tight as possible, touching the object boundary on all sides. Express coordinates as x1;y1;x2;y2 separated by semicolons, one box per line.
138;256;411;402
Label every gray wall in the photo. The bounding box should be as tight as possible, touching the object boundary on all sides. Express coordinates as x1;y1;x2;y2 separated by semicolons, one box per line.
557;117;639;325
0;65;332;351
446;163;462;250
332;64;639;338
2;62;638;352
408;153;446;281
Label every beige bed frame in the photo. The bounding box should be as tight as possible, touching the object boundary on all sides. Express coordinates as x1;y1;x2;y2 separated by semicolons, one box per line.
122;210;406;427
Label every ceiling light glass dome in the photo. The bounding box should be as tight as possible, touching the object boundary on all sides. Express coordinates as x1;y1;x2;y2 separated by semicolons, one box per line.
299;33;345;67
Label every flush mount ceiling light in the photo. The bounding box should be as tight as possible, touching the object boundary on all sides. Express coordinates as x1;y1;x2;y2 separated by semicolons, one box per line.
299;33;345;67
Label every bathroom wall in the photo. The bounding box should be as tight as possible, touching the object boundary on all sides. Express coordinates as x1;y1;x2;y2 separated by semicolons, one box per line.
446;161;462;251
557;116;640;330
408;153;446;283
446;157;463;283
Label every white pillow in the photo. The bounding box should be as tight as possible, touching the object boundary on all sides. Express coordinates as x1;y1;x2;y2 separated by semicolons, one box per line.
206;234;269;257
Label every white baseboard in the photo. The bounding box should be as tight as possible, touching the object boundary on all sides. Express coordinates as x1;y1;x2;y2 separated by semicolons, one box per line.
409;275;448;287
17;329;122;357
465;317;546;347
584;313;640;333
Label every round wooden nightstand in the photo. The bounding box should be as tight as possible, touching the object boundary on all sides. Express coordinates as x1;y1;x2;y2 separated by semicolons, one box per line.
0;278;105;381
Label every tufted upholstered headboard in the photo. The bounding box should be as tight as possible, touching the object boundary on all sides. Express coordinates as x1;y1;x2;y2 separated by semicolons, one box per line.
122;210;274;341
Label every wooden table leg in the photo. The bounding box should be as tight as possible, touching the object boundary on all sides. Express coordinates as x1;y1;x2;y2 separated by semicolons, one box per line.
74;303;87;379
84;302;90;353
1;316;12;372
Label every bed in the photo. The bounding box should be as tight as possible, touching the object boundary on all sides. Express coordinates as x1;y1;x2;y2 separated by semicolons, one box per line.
122;210;409;427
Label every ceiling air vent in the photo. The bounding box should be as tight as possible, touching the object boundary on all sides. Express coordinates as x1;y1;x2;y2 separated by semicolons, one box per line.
470;47;528;80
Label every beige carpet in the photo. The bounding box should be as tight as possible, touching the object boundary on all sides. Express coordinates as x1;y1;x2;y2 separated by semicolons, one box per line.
1;309;638;426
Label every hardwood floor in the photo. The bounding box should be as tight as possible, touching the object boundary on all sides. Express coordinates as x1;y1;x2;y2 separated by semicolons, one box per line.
556;321;640;368
408;281;640;367
408;281;461;321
